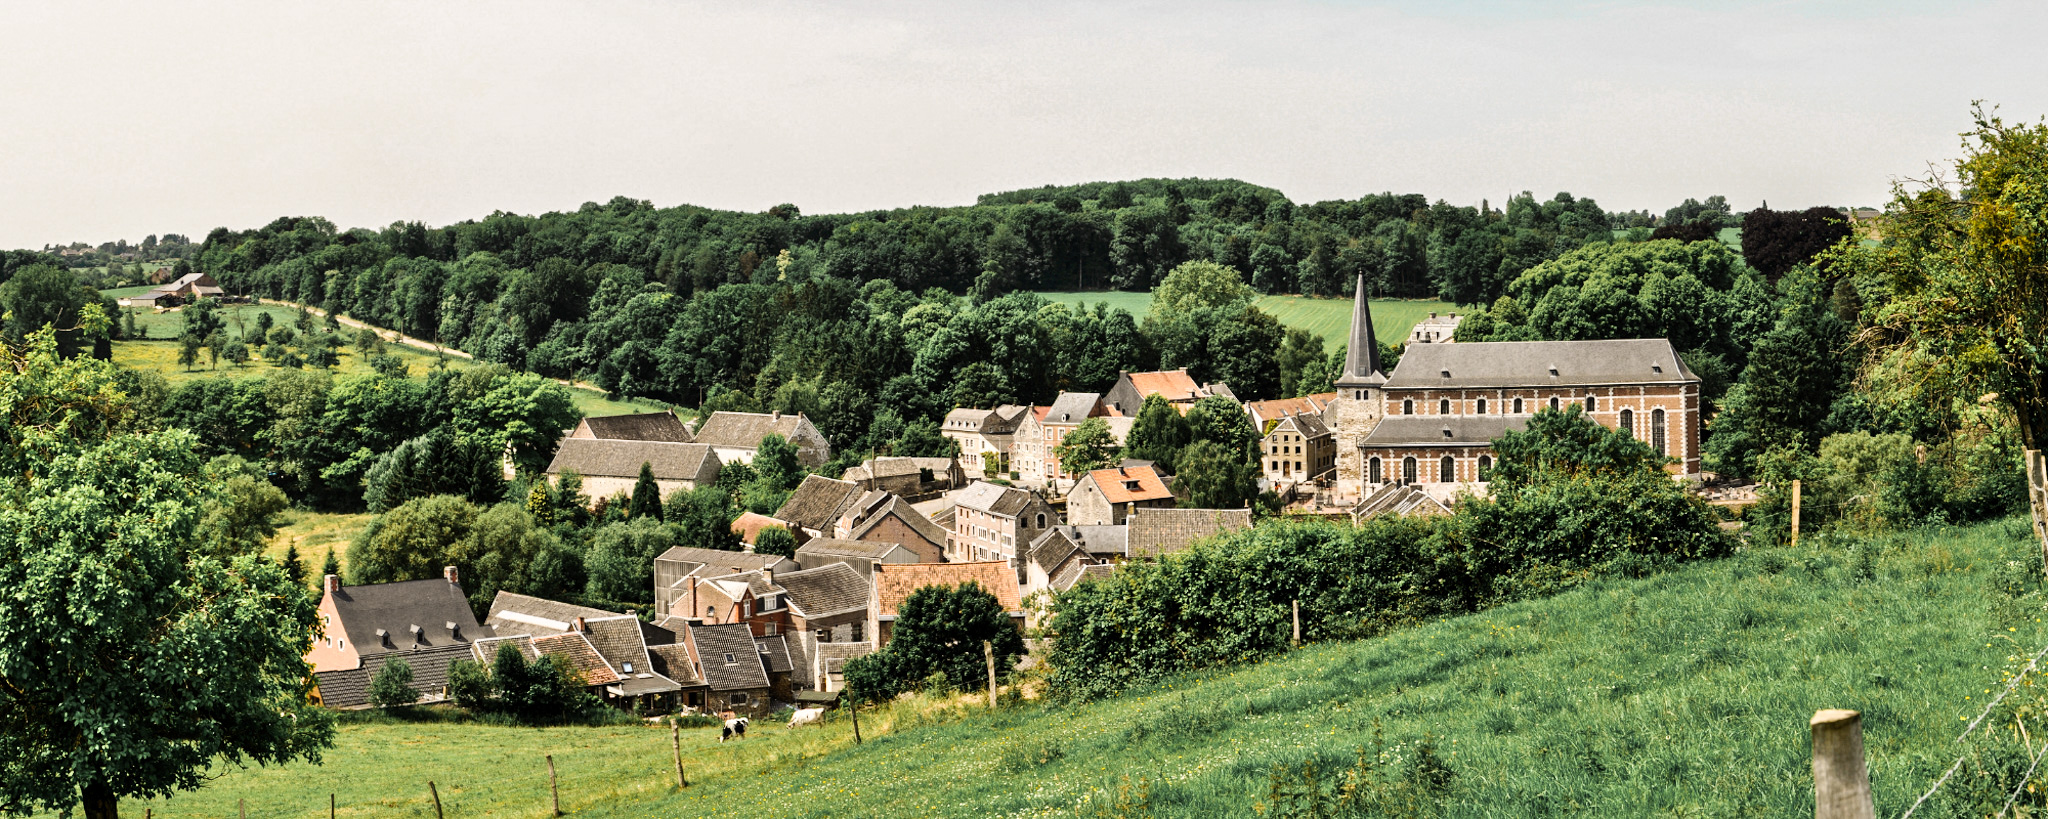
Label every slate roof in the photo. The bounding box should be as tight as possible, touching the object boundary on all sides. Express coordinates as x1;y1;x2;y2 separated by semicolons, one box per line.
873;562;1022;617
1353;483;1453;518
952;481;1035;517
1075;564;1117;584
692;411;807;449
755;635;795;674
1027;528;1086;574
815;641;874;677
1272;412;1332;439
469;634;539;663
1079;465;1172;504
1127;507;1254;558
775;563;871;619
545;438;718;480
580;411;693;443
655;547;789;577
1126;370;1205;402
313;644;475;709
327;577;492;657
646;643;704;686
796;538;906;561
693;623;771;691
777;474;864;532
485;591;618;637
1051;524;1128;558
1360;416;1530;447
1045;392;1104;424
848;495;950;547
1382;339;1699;389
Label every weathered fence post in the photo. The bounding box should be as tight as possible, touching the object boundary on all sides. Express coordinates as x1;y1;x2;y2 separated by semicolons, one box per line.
2027;450;2048;579
1292;600;1301;647
1791;479;1803;546
983;640;996;708
428;781;444;819
330;792;336;819
239;798;246;819
1811;709;1875;819
850;696;862;745
547;754;561;816
684;724;700;786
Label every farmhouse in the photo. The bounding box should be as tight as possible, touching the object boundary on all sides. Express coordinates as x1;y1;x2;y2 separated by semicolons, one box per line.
830;490;950;563
685;622;775;716
121;271;225;307
1408;312;1462;345
691;411;832;467
307;567;493;709
775;474;865;541
1066;464;1174;526
544;438;721;502
1103;369;1234;416
841;456;968;497
567;409;693;443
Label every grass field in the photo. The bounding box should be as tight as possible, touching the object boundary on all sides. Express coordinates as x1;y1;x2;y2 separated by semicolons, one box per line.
265;510;375;579
125;516;2047;817
1036;291;1460;349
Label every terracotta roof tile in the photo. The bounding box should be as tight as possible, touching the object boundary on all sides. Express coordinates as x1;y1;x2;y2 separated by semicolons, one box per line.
1126;370;1204;402
1079;465;1172;504
872;561;1021;616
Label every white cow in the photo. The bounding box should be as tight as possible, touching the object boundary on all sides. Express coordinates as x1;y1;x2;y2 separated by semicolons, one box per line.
787;707;825;728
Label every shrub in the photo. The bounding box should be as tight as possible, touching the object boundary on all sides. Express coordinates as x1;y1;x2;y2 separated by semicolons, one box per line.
446;643;600;724
368;659;419;709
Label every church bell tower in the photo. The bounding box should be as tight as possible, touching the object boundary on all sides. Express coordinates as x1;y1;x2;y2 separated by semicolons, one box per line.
1328;272;1388;498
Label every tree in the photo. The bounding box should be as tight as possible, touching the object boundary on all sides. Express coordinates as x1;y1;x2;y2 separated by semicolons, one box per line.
662;485;740;552
321;547;341;580
1123;394;1190;472
1184;394;1259;458
368;659;420;710
1275;328;1325;399
224;339;250;367
178;333;201;370
841;582;1025;703
1174;439;1260;509
1741;206;1853;279
280;542;307;588
754;433;803;490
753;525;797;558
0;264;85;352
1054;417;1122;476
1144;260;1256;327
1703;271;1850;477
346;495;480;584
0;333;332;819
446;643;597;724
362;428;505;512
1855;105;2048;454
629;461;663;519
584;516;683;605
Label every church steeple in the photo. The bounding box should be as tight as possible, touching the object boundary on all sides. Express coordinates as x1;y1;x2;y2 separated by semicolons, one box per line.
1334;272;1386;391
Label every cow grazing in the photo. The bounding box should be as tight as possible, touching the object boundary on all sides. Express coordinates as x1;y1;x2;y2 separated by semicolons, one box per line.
721;717;749;742
787;707;825;728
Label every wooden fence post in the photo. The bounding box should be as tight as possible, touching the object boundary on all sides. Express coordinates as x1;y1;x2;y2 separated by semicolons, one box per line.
983;640;996;708
850;696;862;745
1791;479;1803;546
684;724;700;786
1292;600;1301;647
330;792;336;819
1811;709;1875;819
2027;450;2048;579
239;798;246;819
429;781;444;819
547;754;561;816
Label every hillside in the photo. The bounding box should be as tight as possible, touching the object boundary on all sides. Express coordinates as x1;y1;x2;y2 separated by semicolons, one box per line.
1037;291;1459;350
123;517;2045;817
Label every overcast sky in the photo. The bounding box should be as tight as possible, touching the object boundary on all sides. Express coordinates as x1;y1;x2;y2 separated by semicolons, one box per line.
3;1;2044;249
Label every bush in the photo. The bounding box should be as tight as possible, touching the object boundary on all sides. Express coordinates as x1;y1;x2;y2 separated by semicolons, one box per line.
446;642;600;724
368;659;419;709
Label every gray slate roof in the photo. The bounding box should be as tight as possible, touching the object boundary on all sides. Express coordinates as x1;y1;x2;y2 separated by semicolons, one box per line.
327;577;492;657
655;547;789;577
755;635;794;675
581;411;693;443
796;538;906;560
1058;525;1128;558
849;495;951;547
1383;339;1699;389
485;591;618;637
775;563;871;619
777;474;864;532
815;641;875;676
1127;508;1254;558
314;644;474;709
1045;393;1103;424
952;481;1034;517
1273;412;1331;439
545;438;718;480
1353;483;1453;517
692;411;806;449
646;643;704;686
1360;416;1530;447
693;623;771;691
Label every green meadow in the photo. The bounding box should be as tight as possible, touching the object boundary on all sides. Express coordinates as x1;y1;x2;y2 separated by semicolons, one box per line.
121;516;2047;817
1036;291;1461;350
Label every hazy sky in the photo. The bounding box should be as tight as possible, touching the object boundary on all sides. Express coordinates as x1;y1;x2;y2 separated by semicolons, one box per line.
4;1;2045;249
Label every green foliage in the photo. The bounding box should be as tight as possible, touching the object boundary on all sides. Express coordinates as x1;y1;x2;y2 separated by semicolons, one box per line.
753;433;803;490
628;461;663;519
446;643;599;724
1704;270;1853;477
844;582;1025;704
347;494;480;585
195;457;292;556
0;338;333;818
585;516;683;605
368;660;420;710
361;427;506;513
663;485;741;552
1124;393;1191;473
753;525;796;559
1261;731;1456;818
1054;416;1122;476
1174;440;1261;509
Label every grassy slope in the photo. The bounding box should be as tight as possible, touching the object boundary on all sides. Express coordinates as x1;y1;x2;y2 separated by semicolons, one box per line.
1036;291;1460;350
132;517;2045;817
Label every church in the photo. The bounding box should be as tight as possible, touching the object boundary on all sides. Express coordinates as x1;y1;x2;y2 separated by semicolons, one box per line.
1323;273;1703;500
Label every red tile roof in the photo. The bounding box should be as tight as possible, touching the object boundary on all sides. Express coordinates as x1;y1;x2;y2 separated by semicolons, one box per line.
872;562;1021;616
1127;370;1204;402
1082;465;1172;504
730;511;790;545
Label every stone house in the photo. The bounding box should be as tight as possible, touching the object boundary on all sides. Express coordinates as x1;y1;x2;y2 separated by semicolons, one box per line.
123;271;225;307
652;546;797;620
1262;411;1336;485
544;439;721;504
307;567;491;709
775;475;865;541
947;481;1059;566
1066;465;1174;526
941;405;1031;477
685;622;774;716
793;537;921;577
811;642;875;693
690;411;832;468
483;592;683;709
566;410;693;443
869;561;1024;647
841;456;968;497
1408;312;1462;345
1126;507;1254;559
1020;527;1118;603
831;490;950;563
1011;393;1115;487
1243;394;1336;431
770;562;874;691
1103;369;1234;416
686;569;794;638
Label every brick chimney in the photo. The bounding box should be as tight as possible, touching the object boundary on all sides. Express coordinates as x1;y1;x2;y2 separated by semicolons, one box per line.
571;616;586;632
770;410;782;421
443;565;460;586
762;567;774;587
324;574;340;594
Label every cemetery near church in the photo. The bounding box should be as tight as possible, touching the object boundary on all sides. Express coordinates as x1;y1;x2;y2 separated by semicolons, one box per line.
5;5;2048;817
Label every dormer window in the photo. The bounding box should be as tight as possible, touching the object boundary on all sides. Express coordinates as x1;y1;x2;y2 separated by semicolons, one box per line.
1548;366;1559;377
1652;363;1664;374
723;653;738;665
622;662;634;673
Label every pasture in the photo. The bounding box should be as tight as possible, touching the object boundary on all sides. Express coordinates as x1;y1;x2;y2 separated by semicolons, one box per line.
121;516;2048;817
1036;291;1461;349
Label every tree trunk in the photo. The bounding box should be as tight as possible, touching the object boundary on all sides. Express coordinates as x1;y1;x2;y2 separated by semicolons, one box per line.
81;780;119;819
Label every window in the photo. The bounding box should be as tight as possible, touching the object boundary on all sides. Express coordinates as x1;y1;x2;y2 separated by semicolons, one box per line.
764;623;777;635
706;607;716;620
1355;390;1366;400
851;622;865;642
1295;460;1303;472
1369;457;1382;484
1402;457;1417;484
1651;408;1667;456
723;653;738;665
1439;399;1451;415
743;601;752;617
1548;397;1559;412
818;628;832;643
1477;398;1488;415
730;692;749;706
622;662;634;673
1440;456;1455;483
1619;409;1634;439
1036;513;1046;529
1478;455;1492;480
337;639;345;651
1585;396;1596;411
1402;399;1414;415
1513;397;1524;414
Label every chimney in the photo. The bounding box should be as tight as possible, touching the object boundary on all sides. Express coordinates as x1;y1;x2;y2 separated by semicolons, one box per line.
324;574;340;594
1430;311;1437;319
443;565;460;586
771;410;782;421
572;616;586;632
762;567;774;587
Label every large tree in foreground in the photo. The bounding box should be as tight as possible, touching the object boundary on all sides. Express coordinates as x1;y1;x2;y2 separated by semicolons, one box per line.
0;327;333;819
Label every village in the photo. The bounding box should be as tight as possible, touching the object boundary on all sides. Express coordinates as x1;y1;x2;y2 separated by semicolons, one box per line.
306;272;1708;719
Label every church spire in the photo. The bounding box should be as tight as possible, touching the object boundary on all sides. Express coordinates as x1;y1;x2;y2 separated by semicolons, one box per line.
1334;272;1385;389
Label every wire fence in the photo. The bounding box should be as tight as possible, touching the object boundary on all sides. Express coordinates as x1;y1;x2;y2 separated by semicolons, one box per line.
1898;640;2048;818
